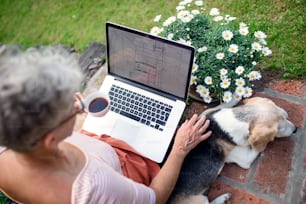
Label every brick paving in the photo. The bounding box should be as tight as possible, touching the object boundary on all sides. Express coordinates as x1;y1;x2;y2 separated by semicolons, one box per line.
184;83;306;204
83;64;306;204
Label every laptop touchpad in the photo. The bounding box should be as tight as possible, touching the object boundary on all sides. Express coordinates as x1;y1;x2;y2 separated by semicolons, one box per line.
111;119;140;142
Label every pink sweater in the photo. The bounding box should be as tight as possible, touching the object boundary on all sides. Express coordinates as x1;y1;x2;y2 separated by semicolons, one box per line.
0;132;156;204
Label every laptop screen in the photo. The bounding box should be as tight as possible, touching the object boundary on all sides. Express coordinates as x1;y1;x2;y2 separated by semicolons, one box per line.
106;22;195;101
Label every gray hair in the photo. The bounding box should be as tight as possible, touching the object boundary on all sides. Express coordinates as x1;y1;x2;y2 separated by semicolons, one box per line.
0;46;82;152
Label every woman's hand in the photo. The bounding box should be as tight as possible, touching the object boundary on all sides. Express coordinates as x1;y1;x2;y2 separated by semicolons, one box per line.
74;92;85;111
150;114;211;204
172;114;211;157
73;92;87;131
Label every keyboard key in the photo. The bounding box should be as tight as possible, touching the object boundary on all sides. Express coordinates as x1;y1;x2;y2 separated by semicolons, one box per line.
120;110;140;121
155;124;159;129
165;107;172;112
156;119;166;126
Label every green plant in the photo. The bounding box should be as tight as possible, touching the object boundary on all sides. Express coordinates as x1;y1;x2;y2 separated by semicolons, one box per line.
0;191;16;204
151;0;272;103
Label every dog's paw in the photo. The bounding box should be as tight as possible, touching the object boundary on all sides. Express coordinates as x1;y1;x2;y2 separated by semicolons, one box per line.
210;193;232;204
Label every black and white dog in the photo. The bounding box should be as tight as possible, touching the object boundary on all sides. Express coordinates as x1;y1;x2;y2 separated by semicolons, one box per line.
168;97;297;204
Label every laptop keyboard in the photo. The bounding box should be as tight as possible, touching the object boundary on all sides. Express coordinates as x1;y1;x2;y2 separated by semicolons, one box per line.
108;84;173;131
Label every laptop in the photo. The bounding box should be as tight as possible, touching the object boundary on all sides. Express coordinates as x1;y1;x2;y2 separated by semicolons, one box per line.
82;22;195;163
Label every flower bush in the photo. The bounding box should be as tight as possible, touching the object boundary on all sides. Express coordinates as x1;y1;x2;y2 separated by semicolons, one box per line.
150;0;272;103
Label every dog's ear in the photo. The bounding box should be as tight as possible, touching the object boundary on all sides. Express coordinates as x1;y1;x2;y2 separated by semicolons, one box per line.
248;122;277;152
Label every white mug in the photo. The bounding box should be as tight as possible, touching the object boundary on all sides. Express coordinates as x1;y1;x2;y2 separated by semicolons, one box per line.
82;92;110;117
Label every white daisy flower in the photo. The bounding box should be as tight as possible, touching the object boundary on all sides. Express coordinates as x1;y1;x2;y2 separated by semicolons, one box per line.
162;16;176;27
228;44;239;53
176;5;185;11
239;27;249;35
255;71;262;80
203;95;212;103
177;38;191;45
204;76;213;85
254;31;267;39
192;63;198;73
181;14;194;23
262;47;272;56
244;87;253;98
150;26;163;35
259;38;267;45
222;30;233;41
223;91;232;103
220;78;231;89
179;0;188;5
235;86;245;96
235;77;245;86
195;0;204;6
220;68;228;76
216;52;224;59
248;71;257;81
196;85;210;97
198;46;208;52
214;16;224;22
154;15;162;22
225;15;236;21
191;9;200;15
251;42;262;51
190;75;197;85
235;66;244;75
248;71;262;81
234;93;242;101
177;10;190;19
209;8;220;16
239;22;247;28
220;74;228;81
252;61;257;66
167;33;174;40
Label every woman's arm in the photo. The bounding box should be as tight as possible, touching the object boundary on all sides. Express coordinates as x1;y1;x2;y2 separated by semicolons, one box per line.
150;114;211;204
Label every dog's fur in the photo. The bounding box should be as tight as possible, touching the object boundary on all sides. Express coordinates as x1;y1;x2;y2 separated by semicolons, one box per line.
168;97;297;204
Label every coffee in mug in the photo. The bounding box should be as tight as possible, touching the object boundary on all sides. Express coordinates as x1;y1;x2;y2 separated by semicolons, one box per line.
83;92;110;117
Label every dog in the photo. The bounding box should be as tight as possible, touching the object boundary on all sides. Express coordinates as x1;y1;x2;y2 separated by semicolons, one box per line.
167;97;297;204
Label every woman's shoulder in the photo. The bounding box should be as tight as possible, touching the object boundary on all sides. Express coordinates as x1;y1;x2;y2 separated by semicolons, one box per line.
66;132;117;157
66;132;122;172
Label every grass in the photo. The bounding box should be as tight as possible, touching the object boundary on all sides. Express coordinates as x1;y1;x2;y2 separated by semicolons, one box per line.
0;0;305;79
0;191;16;204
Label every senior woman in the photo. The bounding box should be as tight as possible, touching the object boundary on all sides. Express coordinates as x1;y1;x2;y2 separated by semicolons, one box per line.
0;46;211;204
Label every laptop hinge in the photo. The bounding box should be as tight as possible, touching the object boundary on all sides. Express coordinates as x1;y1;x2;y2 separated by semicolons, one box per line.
114;77;179;102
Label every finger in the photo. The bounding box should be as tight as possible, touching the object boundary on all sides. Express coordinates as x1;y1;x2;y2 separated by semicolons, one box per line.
188;116;206;140
75;92;85;101
74;93;85;111
187;114;198;127
199;131;212;142
193;115;206;130
198;119;210;134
